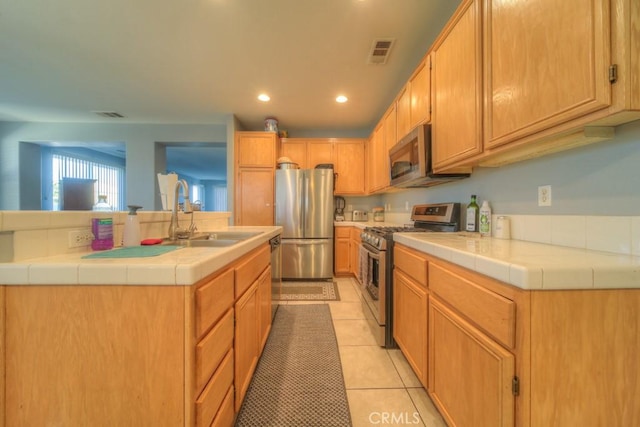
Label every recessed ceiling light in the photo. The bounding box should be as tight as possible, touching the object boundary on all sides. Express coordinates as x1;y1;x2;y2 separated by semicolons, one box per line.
336;95;348;103
258;93;271;102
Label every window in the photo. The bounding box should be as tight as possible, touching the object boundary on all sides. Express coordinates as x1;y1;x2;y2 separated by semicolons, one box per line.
213;185;228;211
51;151;126;211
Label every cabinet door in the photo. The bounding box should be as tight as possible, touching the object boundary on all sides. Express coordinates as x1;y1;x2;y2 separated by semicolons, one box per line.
410;57;431;128
432;0;482;171
334;238;350;274
429;297;515;427
234;281;259;411
367;124;384;193
279;139;307;169
257;266;272;352
396;86;411;140
393;270;428;387
334;140;366;195
349;228;361;277
484;0;610;148
307;140;334;168
236;132;277;168
235;168;274;225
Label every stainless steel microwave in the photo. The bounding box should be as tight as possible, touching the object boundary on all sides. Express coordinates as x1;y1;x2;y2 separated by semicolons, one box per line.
389;124;469;188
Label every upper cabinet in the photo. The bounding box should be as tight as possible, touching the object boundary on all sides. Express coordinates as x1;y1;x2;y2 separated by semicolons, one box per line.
409;56;431;129
368;104;397;194
431;0;483;172
278;138;366;195
234;132;277;226
484;0;611;149
334;139;366;195
480;0;639;165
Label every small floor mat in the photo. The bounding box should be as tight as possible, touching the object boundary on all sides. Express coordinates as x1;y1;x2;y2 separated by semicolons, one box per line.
275;281;340;301
235;304;351;426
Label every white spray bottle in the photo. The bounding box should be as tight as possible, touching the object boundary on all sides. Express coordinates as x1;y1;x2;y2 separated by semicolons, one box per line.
123;205;142;247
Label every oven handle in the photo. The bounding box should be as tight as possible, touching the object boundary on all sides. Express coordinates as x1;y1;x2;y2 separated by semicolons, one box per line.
362;244;381;260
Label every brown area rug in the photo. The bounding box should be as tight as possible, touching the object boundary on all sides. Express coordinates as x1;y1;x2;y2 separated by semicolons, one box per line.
275;281;340;301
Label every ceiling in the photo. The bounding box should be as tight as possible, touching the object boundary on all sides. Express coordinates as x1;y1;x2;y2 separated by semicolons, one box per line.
0;0;458;134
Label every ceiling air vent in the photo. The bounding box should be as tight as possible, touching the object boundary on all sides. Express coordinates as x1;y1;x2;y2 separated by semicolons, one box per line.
93;111;125;118
367;39;395;65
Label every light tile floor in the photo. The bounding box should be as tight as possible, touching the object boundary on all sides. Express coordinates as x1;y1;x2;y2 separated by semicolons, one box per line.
277;277;447;427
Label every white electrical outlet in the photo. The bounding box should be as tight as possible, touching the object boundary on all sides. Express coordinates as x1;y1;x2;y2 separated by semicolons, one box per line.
348;204;353;211
68;230;94;248
538;185;552;206
405;201;410;211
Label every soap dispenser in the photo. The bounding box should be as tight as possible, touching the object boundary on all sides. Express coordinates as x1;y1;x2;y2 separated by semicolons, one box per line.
123;205;142;247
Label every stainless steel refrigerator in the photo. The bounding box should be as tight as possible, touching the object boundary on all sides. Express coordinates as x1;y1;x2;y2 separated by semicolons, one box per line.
275;168;334;280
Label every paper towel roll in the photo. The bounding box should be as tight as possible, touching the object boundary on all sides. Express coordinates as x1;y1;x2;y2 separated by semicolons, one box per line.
157;173;178;210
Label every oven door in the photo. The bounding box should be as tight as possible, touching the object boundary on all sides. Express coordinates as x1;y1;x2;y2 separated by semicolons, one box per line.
360;243;386;325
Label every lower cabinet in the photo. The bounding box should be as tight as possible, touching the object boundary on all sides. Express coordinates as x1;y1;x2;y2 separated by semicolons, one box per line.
1;242;273;427
334;226;363;278
393;243;640;427
393;269;428;387
428;298;515;427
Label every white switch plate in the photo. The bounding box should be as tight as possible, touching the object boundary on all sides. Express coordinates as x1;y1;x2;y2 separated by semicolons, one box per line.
68;230;94;248
538;185;552;206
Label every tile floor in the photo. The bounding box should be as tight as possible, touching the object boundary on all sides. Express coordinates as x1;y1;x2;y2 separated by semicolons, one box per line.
276;277;447;427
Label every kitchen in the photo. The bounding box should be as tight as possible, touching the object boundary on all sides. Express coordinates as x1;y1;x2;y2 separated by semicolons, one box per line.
1;0;640;426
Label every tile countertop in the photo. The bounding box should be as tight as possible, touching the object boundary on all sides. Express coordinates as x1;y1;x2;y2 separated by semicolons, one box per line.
394;232;640;290
0;227;282;286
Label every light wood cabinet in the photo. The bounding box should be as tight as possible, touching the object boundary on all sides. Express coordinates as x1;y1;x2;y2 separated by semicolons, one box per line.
394;243;640;427
396;85;411;140
431;0;483;172
234;280;259;412
368;104;396;194
4;286;187;426
279;138;335;169
334;140;366;195
429;297;515;427
393;269;428;387
334;227;351;275
484;0;610;149
349;227;362;277
235;132;277;225
279;139;307;168
2;242;273;427
409;56;431;128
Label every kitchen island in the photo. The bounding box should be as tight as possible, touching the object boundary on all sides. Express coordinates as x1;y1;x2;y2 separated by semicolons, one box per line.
392;232;640;427
0;226;281;427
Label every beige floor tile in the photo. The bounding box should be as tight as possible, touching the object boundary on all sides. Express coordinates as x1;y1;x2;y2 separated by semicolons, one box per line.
347;388;425;427
283;300;328;305
387;349;423;388
333;319;379;346
329;301;366;320
339;345;404;389
407;388;447;427
336;279;362;302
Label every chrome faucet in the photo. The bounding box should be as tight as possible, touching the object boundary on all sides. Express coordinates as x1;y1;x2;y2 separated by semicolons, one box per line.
168;179;194;240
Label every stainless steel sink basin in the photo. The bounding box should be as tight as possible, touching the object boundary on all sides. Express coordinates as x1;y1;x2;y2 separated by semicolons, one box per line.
161;230;261;248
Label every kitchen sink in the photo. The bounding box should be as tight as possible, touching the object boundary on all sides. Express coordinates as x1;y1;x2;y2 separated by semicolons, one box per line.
161;231;261;248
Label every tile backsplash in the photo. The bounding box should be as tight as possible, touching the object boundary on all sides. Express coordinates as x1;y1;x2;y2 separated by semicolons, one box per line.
0;210;231;261
380;211;640;257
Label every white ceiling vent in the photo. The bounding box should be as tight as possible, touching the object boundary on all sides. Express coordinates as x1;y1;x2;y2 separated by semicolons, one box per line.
367;39;395;65
93;111;125;118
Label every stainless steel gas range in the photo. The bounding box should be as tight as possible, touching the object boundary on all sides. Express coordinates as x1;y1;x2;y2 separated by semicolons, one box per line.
359;202;461;348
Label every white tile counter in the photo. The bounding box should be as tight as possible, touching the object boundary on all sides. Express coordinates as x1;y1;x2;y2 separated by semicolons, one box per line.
394;232;640;290
0;226;282;286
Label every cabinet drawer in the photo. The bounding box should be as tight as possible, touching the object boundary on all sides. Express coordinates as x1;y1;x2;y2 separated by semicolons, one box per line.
196;309;234;396
429;263;515;349
211;385;234;427
196;349;234;427
235;244;270;297
394;245;428;288
196;268;234;339
335;227;350;238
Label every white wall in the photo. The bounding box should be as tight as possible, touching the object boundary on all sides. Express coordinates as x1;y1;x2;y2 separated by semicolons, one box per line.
0;121;228;210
